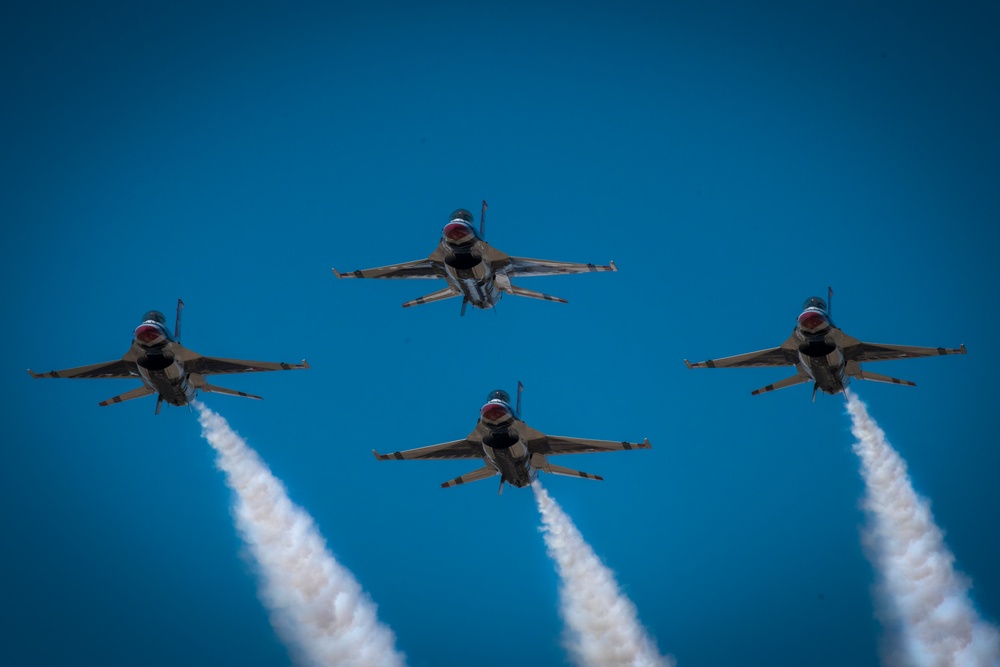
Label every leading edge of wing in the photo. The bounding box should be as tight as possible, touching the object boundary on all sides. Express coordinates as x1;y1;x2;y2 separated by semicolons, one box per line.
332;257;442;280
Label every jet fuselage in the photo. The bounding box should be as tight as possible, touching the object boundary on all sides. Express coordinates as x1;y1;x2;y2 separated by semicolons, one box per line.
132;312;196;407
477;390;537;488
791;297;849;395
437;212;503;310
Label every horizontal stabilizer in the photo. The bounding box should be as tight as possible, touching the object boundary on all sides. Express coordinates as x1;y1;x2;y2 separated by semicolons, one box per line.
751;373;812;396
199;384;263;400
441;465;499;488
504;283;567;304
851;368;916;387
98;385;155;407
531;453;603;481
402;286;461;309
544;464;603;481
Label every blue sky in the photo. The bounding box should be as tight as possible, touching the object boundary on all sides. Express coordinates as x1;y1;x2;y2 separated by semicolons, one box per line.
2;1;998;665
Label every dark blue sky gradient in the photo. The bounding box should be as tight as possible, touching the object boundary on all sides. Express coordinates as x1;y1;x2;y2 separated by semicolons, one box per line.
3;2;998;666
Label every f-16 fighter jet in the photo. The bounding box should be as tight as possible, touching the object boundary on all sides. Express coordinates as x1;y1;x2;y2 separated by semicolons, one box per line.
684;288;966;400
28;300;309;413
333;201;617;314
373;382;651;494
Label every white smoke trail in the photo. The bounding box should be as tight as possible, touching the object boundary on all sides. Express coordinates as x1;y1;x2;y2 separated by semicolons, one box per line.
195;403;406;667
846;392;1000;667
532;481;674;667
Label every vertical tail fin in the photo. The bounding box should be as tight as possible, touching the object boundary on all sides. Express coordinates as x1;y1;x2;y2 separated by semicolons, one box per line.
175;299;185;342
516;381;524;416
827;286;833;318
480;200;488;238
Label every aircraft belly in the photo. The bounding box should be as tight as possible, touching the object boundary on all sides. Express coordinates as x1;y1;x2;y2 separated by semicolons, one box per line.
442;247;500;309
800;351;847;394
137;359;193;405
482;442;535;488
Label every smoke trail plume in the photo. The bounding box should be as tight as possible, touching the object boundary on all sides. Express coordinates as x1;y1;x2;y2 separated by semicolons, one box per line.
196;403;406;667
847;392;999;667
532;481;673;667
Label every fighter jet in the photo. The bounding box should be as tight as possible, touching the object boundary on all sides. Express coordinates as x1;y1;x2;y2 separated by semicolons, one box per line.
684;288;966;400
28;300;309;413
373;382;651;493
333;201;617;314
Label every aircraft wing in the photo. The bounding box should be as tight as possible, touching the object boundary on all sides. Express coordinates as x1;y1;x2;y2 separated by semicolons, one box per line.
28;359;136;379
183;354;310;376
500;256;617;277
373;435;484;460
536;436;652;456
333;258;443;279
844;342;967;363
685;337;798;369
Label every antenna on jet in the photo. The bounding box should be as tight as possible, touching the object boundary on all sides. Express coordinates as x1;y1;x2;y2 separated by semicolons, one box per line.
480;200;488;239
827;286;833;317
175;299;185;343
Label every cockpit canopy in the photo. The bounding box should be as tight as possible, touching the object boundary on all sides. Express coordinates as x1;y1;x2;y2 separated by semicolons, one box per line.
141;310;167;325
487;389;511;404
449;208;474;224
802;297;827;312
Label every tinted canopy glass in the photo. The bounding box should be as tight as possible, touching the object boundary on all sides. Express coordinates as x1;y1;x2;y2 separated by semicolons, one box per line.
487;389;511;404
141;310;167;325
802;297;827;311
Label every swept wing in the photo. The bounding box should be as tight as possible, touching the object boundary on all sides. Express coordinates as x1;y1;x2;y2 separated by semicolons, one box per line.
28;358;137;379
499;256;617;277
685;335;799;369
333;257;442;280
373;432;484;461
534;435;652;456
175;348;310;375
844;341;967;363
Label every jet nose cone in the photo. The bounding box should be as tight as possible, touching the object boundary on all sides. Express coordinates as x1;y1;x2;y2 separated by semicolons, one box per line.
481;402;511;423
135;323;166;346
798;310;828;332
443;221;475;245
